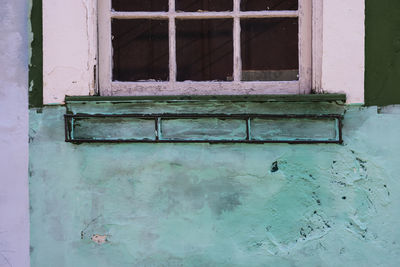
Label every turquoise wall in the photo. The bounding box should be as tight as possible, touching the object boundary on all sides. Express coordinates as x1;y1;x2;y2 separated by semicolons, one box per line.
29;104;400;266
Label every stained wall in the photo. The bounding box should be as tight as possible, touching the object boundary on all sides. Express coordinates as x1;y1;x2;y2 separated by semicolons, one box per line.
0;0;30;266
29;105;400;266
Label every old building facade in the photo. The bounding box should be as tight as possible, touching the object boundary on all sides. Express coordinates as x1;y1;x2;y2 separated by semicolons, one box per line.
1;0;400;266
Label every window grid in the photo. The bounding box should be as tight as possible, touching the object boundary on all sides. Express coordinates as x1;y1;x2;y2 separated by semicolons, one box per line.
99;0;312;96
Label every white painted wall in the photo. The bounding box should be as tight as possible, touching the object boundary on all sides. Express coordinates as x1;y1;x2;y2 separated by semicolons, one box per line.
0;1;30;266
42;0;365;104
43;0;97;104
321;0;365;103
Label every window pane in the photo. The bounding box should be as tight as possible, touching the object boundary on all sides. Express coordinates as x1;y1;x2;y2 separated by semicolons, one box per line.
241;0;298;11
176;19;233;81
176;0;233;12
112;19;169;81
241;18;298;81
112;0;168;12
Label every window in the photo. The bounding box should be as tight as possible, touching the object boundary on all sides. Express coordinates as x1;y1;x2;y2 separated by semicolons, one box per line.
98;0;312;96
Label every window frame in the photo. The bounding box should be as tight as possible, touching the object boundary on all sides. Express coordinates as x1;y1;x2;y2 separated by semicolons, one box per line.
98;0;314;96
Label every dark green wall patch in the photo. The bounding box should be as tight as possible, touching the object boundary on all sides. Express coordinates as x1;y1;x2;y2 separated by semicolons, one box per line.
365;0;400;106
29;0;43;108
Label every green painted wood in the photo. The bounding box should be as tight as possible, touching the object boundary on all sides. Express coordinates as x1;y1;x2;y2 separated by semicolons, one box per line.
65;113;341;143
65;94;346;103
29;0;43;108
250;117;338;142
161;118;247;141
365;0;400;106
72;117;156;141
66;100;345;117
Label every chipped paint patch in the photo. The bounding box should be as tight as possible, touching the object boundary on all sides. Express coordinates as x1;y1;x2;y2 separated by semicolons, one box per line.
91;235;107;245
29;106;400;266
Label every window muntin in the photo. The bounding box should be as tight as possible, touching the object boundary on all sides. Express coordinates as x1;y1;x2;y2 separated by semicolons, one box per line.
99;0;312;95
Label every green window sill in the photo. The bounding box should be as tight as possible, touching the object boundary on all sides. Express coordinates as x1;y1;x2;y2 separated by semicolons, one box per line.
64;94;345;144
65;94;346;103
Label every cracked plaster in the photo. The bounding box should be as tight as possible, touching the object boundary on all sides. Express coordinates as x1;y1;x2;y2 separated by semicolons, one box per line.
29;105;400;266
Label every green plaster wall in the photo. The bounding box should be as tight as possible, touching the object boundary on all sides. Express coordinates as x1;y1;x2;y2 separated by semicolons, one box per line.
29;105;400;266
365;0;400;106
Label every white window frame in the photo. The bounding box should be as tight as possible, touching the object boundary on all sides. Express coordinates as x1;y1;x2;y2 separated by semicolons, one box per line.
98;0;314;96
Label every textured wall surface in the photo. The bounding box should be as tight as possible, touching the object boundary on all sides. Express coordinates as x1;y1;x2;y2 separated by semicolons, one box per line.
29;105;400;266
0;0;30;266
365;0;400;106
322;0;365;103
42;0;97;104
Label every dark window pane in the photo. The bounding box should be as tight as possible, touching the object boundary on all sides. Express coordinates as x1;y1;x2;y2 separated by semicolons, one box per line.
176;0;233;12
112;0;168;11
241;0;298;11
112;19;169;81
241;18;298;81
176;19;233;81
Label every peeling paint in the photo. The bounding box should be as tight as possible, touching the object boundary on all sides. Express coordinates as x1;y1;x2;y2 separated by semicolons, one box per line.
42;0;97;104
29;105;400;266
91;235;107;245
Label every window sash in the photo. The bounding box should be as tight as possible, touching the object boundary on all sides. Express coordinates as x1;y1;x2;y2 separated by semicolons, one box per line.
98;0;312;96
